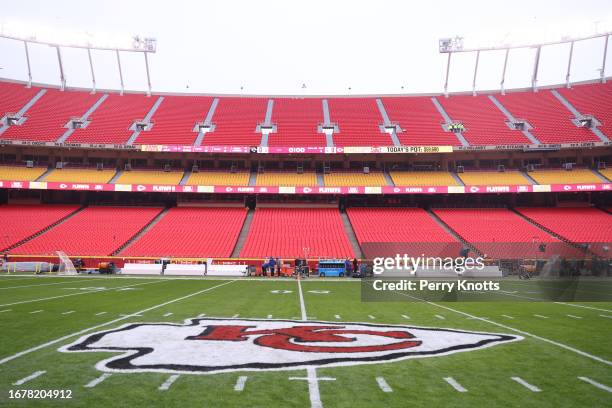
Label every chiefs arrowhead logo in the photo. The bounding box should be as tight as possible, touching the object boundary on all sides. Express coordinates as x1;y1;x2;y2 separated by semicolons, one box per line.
59;318;521;374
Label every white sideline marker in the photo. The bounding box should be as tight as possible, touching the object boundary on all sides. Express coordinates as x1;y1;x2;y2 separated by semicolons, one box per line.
376;377;393;393
14;370;46;385
232;314;240;318
368;315;376;319
578;377;612;392
85;373;112;388
566;314;582;319
533;314;549;319
95;312;107;316
334;314;341;319
401;314;410;319
61;310;75;315
501;315;514;319
29;310;43;314
267;314;273;319
163;312;173;317
159;375;180;391
234;376;248;391
444;377;467;392
511;377;541;392
435;314;445;320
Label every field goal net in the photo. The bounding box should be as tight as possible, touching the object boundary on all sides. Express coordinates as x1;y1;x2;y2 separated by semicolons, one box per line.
56;251;78;275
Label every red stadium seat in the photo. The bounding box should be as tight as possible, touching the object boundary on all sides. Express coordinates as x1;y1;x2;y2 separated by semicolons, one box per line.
12;206;163;256
121;207;247;257
239;208;354;258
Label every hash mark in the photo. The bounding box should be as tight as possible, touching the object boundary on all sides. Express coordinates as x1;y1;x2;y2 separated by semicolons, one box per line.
163;312;173;317
234;376;248;391
435;314;445;320
501;314;514;319
61;310;75;315
29;310;43;314
14;370;46;385
95;312;107;316
444;377;467;392
368;315;376;319
376;377;393;392
533;314;549;319
159;374;180;391
566;314;582;319
511;376;541;392
401;314;410;319
85;373;112;388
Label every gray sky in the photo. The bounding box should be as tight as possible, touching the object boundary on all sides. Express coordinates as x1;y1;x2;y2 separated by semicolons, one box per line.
0;0;611;95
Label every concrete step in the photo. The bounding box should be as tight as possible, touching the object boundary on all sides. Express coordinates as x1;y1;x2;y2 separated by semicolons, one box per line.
340;211;363;259
426;209;482;257
231;208;255;257
114;207;170;255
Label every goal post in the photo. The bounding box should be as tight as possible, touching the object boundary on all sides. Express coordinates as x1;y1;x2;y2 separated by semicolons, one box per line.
56;251;78;275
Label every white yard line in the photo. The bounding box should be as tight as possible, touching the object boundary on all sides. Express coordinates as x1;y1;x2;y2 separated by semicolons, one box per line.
0;280;236;366
396;291;612;367
600;315;612;319
376;377;393;392
0;280;163;307
29;310;43;314
234;376;248;391
61;311;75;315
533;314;549;319
501;315;514;319
578;377;611;392
511;377;541;392
159;374;180;391
444;377;467;392
0;309;12;313
401;314;410;319
435;314;445;320
85;373;112;388
95;312;107;316
13;370;46;385
163;312;173;317
368;315;376;320
297;278;331;408
566;314;582;319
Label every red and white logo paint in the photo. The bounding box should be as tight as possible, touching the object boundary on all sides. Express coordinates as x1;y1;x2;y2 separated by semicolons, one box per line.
60;318;521;374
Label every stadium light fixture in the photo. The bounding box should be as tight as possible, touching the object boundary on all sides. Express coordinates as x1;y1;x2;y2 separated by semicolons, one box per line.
0;21;156;94
439;24;612;95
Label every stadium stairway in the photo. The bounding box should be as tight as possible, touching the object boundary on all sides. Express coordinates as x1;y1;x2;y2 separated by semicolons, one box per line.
3;206;85;252
113;207;169;255
590;168;610;183
248;170;257;186
340;211;363;258
425;209;482;256
509;208;591;254
35;167;54;182
431;97;470;147
316;170;325;186
450;172;464;186
109;170;123;184
382;170;395;187
521;171;538;185
231;208;255;257
179;171;191;186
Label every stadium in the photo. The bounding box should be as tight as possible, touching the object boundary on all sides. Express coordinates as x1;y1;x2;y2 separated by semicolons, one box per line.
0;1;611;407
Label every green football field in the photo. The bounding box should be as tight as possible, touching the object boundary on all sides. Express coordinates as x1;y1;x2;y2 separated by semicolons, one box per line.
0;274;610;407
